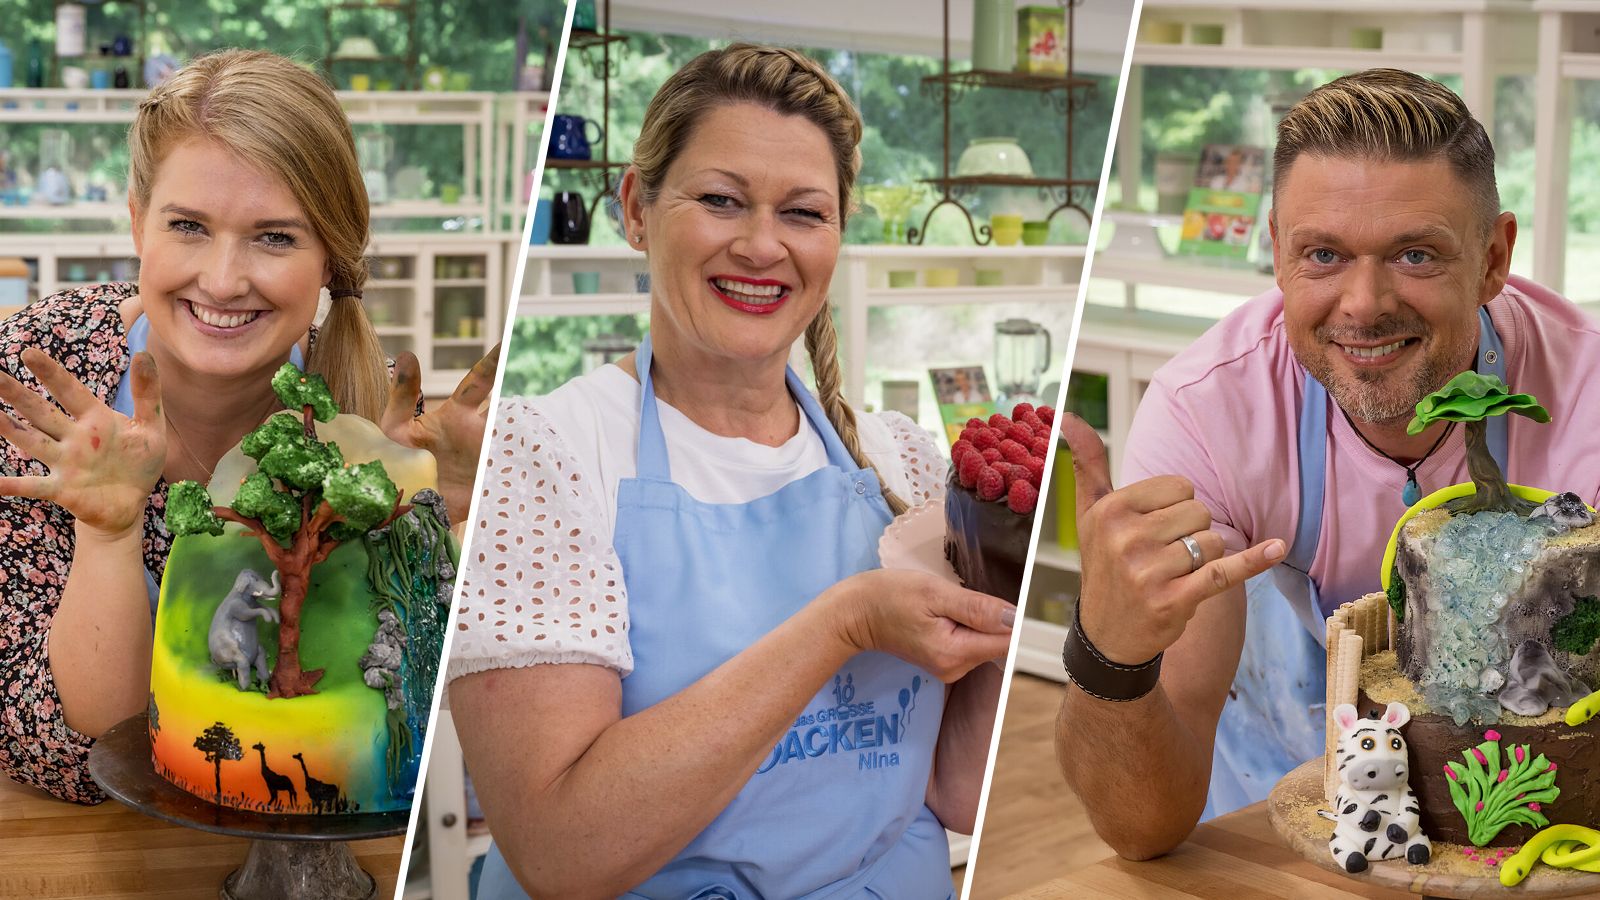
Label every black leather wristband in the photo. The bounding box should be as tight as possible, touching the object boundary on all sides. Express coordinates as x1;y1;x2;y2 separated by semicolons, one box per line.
1062;600;1162;702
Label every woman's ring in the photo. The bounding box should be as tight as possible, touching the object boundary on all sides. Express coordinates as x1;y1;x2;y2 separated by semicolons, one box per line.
1180;534;1204;573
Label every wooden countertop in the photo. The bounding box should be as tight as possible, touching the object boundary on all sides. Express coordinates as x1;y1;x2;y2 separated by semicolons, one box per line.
1006;799;1414;899
0;775;403;899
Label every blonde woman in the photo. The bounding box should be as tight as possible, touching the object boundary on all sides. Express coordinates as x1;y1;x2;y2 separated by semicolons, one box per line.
0;49;493;803
451;45;1013;899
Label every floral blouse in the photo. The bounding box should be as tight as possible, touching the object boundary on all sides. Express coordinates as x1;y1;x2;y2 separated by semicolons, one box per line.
0;283;167;804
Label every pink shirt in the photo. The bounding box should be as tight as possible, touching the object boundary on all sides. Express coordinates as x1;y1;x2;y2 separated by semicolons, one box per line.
1121;275;1600;611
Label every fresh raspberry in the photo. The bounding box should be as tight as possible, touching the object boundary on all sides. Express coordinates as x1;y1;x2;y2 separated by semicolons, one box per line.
957;451;985;488
999;439;1030;465
989;413;1012;429
951;438;976;464
1037;405;1055;426
969;428;1001;451
1007;479;1039;515
1007;423;1034;443
1024;456;1045;488
1030;437;1051;459
1011;402;1035;420
966;417;988;431
1020;412;1046;432
1010;463;1032;487
981;447;1003;464
977;465;1006;501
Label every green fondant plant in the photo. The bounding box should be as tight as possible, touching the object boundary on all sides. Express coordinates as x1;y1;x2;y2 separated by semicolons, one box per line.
1387;564;1406;623
165;363;409;699
1443;729;1561;846
1408;373;1550;516
1554;595;1600;656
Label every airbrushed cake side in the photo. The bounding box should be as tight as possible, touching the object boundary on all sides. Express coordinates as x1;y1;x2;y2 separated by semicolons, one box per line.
151;363;456;814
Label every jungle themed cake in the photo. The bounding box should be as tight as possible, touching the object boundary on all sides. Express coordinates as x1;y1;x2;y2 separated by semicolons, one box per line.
150;363;455;815
1322;373;1600;885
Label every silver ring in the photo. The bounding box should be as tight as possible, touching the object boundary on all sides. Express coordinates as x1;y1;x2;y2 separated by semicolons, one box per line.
1180;534;1204;573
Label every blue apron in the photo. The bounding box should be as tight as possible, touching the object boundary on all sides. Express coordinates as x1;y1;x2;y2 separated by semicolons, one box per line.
110;314;304;620
478;335;952;900
1203;306;1508;820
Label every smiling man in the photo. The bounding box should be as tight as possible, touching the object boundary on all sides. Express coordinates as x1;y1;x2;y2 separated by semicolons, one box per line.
1055;69;1600;858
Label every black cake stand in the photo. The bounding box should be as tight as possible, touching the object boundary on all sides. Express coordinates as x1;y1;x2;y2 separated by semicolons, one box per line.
89;713;409;900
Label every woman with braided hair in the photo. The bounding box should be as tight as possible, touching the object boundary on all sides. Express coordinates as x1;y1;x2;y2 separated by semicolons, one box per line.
0;49;493;803
450;44;1012;898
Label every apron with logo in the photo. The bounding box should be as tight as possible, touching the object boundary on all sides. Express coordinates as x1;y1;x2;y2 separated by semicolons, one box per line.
1204;307;1508;820
478;334;952;899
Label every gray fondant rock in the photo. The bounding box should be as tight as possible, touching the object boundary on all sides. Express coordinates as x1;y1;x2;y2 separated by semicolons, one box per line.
1499;638;1593;716
1532;492;1595;532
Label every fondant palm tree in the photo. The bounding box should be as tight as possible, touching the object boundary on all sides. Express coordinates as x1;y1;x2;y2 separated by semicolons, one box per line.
1407;372;1549;516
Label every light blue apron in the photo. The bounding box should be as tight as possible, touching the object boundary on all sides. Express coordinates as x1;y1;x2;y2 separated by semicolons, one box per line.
1203;306;1508;820
110;314;304;620
477;335;953;900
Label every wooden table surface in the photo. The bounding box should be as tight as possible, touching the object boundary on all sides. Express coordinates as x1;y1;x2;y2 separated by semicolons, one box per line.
0;775;404;900
1007;799;1416;899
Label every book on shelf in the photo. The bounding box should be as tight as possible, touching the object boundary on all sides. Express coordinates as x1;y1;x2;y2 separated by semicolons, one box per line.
1177;143;1266;261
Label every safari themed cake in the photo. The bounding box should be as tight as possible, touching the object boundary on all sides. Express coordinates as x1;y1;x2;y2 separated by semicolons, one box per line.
150;363;456;815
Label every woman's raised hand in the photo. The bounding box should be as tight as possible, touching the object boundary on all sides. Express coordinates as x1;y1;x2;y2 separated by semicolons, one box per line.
381;345;498;526
827;568;1015;683
0;348;166;539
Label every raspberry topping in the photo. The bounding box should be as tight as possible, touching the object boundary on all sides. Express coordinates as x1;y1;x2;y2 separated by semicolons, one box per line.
1007;479;1039;515
980;447;1003;464
999;439;1031;465
976;465;1006;501
1011;402;1035;420
957;451;985;488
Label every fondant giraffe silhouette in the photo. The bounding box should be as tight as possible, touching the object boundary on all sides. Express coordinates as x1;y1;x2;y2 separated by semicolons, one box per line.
291;752;342;814
251;742;298;810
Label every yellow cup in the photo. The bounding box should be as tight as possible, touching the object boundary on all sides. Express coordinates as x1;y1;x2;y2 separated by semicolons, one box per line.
991;214;1023;246
350;74;371;91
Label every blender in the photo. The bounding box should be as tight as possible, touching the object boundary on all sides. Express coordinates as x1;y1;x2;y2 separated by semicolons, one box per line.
357;130;392;205
993;318;1052;406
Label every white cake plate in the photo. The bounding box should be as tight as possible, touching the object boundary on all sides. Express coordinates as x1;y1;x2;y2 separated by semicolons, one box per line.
878;500;961;584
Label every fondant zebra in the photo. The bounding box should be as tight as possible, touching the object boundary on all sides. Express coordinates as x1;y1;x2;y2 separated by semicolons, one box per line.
1328;701;1431;873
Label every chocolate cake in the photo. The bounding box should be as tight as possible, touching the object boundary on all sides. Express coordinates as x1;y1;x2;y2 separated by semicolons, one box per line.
943;404;1053;601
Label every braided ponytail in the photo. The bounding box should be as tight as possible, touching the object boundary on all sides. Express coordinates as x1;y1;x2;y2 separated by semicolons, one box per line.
805;307;909;517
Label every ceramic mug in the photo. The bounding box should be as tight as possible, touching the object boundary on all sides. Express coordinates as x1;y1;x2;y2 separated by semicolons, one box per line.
551;191;591;244
1022;221;1049;246
549;114;604;161
572;272;601;294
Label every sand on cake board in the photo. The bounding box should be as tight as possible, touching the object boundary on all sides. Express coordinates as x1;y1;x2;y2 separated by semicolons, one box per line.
1269;758;1600;897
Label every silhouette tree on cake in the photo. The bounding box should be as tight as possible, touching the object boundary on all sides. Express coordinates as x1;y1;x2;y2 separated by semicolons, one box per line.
1407;372;1549;517
166;363;410;698
194;722;242;804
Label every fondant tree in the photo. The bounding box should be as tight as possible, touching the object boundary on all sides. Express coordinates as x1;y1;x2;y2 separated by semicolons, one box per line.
1407;373;1549;516
166;364;408;698
194;721;242;804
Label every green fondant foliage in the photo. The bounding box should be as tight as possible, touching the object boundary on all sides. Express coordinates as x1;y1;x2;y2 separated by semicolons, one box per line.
165;480;225;536
271;363;337;423
1387;564;1406;623
231;472;301;542
258;435;344;491
1444;733;1560;846
324;460;400;532
1553;595;1600;656
1408;373;1550;436
241;412;305;461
